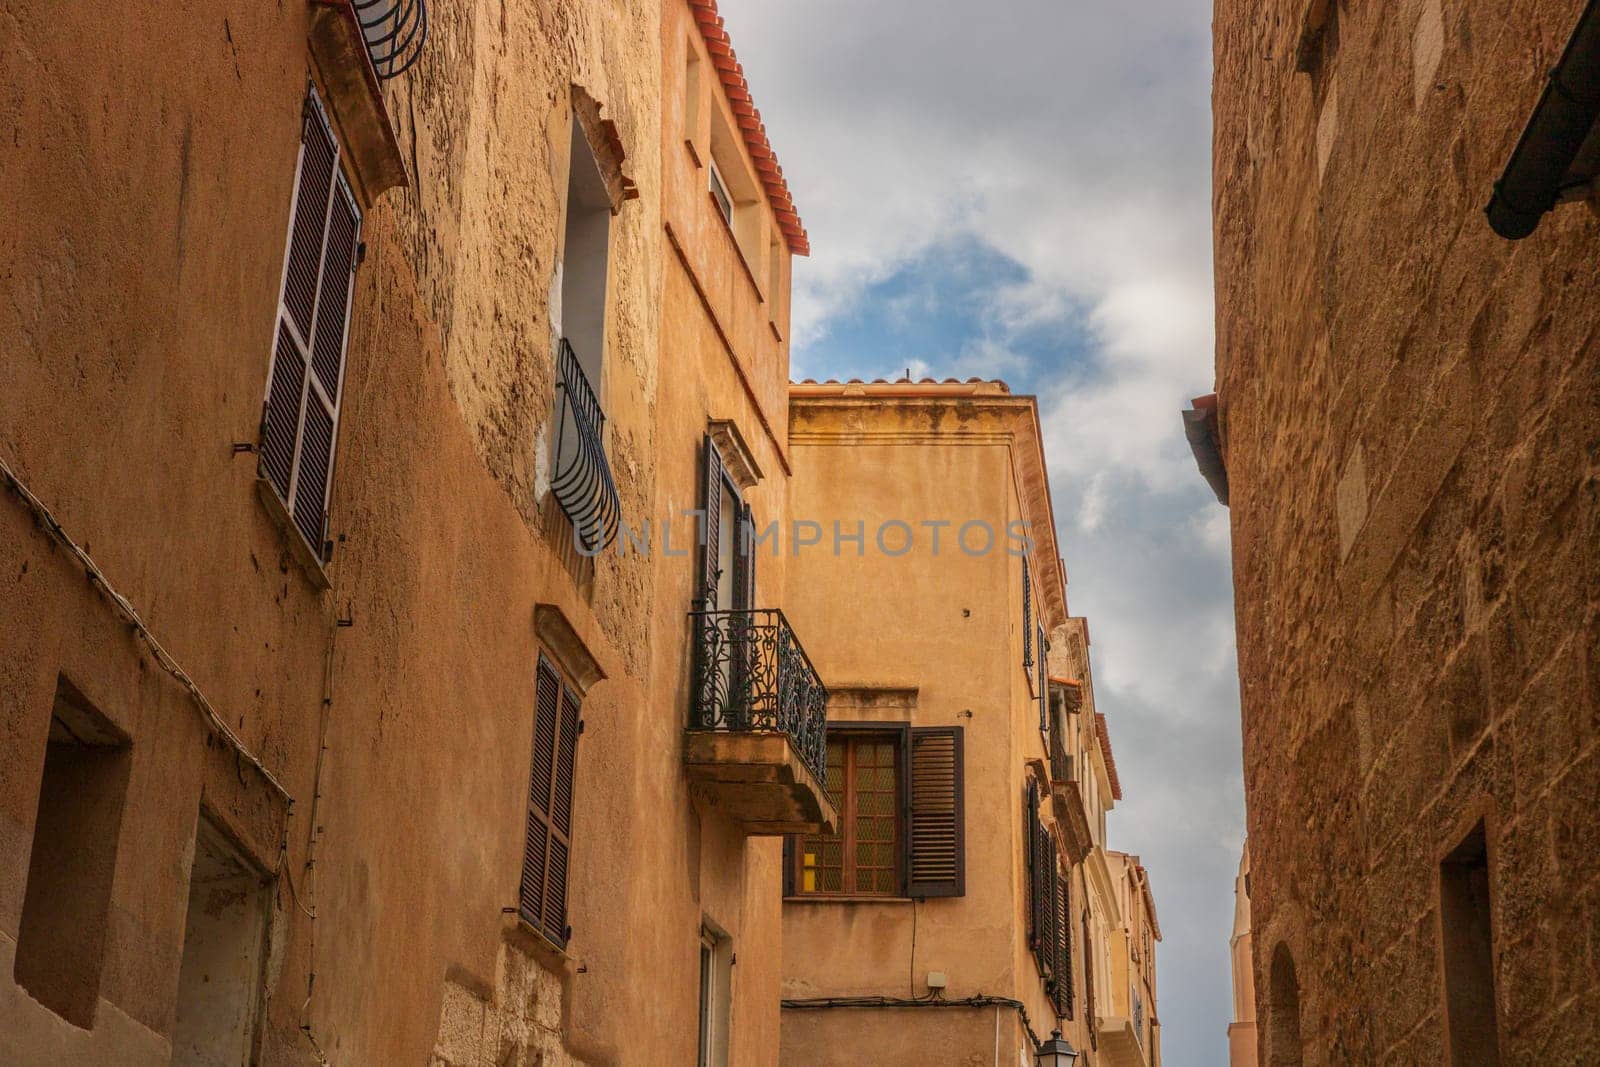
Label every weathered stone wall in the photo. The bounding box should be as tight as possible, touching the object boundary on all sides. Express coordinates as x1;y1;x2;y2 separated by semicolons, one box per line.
1214;0;1600;1061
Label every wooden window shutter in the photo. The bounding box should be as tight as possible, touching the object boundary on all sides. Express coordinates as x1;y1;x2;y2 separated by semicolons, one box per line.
731;501;756;611
781;836;796;897
1027;781;1047;954
698;435;725;608
1037;625;1049;733
906;727;964;898
1082;906;1097;1041
521;655;582;948
1053;864;1074;1018
1022;557;1033;669
261;84;361;561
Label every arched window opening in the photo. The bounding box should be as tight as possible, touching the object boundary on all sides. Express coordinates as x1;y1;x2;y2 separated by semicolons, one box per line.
1268;942;1304;1067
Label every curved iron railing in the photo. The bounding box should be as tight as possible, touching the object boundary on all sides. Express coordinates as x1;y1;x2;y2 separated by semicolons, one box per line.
689;609;829;783
552;338;621;552
354;0;429;80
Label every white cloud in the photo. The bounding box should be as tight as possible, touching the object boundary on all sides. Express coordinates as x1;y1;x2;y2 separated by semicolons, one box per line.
721;3;1238;1062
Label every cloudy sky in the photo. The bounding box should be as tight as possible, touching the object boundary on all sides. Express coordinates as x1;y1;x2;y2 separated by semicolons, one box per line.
720;1;1243;1061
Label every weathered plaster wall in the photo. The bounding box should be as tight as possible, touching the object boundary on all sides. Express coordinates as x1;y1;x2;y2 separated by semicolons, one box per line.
1;0;798;1064
1214;0;1600;1061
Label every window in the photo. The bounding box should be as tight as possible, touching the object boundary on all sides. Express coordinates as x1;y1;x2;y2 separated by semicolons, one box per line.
766;232;785;324
172;816;268;1065
708;161;733;225
684;39;703;147
697;923;732;1067
519;654;583;948
1022;555;1033;670
706;106;763;266
800;732;898;895
698;435;754;613
14;678;132;1027
1037;624;1049;733
1440;821;1500;1066
261;84;362;567
557;115;612;386
1267;943;1303;1067
1026;779;1071;1017
550;110;620;549
789;726;964;899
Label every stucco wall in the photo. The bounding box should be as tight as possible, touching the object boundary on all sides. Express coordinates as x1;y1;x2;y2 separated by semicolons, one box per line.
1214;0;1600;1062
0;0;799;1064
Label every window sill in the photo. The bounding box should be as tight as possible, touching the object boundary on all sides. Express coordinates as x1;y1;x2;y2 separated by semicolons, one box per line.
308;0;408;204
784;895;914;905
503;913;577;970
254;477;331;592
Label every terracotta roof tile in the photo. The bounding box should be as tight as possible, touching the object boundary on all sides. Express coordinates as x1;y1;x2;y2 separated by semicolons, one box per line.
689;0;809;255
1096;712;1123;801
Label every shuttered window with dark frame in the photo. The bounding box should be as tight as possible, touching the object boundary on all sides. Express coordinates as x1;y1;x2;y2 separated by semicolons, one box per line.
260;84;361;563
1027;778;1072;1017
1052;859;1074;1018
1022;555;1033;670
785;725;965;899
907;727;964;897
697;435;756;612
1037;624;1049;734
520;655;582;948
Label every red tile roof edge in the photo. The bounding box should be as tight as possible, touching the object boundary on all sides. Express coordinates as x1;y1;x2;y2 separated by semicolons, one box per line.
688;0;810;256
1096;712;1123;801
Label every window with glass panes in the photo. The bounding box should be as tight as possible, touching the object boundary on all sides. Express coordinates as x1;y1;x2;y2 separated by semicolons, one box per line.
796;733;902;896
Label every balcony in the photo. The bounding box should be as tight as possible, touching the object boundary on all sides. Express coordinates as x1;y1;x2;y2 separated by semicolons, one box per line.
552;339;622;551
353;0;429;79
1049;730;1093;864
1094;1015;1151;1067
307;0;429;200
685;609;837;835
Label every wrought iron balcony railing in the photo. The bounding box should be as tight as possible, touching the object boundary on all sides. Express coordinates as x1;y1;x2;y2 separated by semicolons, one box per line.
552;338;621;551
689;609;828;782
354;0;429;79
1049;722;1071;786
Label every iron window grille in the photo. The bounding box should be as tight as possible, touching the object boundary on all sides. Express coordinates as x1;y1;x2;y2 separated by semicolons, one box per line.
353;0;429;79
552;338;622;551
689;608;827;783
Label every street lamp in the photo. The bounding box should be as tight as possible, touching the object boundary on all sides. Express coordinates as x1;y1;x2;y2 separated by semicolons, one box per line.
1035;1030;1079;1067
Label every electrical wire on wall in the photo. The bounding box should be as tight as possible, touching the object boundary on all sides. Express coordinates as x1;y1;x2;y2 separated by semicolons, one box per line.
0;452;292;801
0;450;339;1066
780;995;1045;1051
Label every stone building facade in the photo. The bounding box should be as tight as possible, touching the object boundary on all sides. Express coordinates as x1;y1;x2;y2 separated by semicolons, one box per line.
0;1;832;1064
777;381;1160;1067
1228;842;1258;1067
1213;0;1600;1063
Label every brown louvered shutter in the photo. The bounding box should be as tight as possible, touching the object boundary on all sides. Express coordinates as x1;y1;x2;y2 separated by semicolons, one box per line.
521;656;581;948
1083;906;1097;1043
907;727;964;897
698;436;725;608
1027;781;1048;954
781;836;796;897
1022;556;1033;669
260;84;361;561
731;501;755;610
1053;864;1074;1018
1037;625;1049;733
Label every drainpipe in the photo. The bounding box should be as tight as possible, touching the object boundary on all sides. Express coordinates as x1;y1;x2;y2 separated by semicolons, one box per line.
1486;0;1600;239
